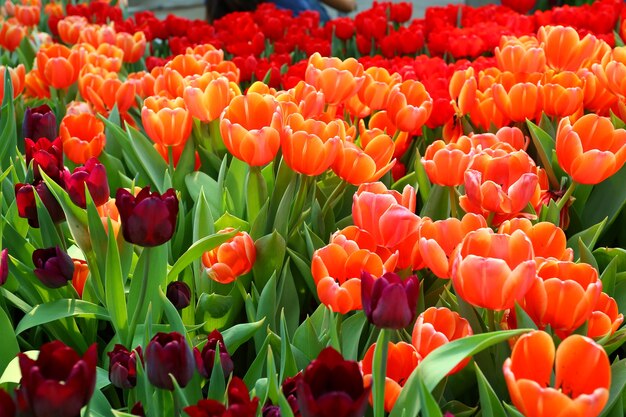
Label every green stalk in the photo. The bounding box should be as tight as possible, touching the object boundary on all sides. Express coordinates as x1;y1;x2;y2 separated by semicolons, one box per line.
126;247;151;347
556;180;577;212
372;329;390;417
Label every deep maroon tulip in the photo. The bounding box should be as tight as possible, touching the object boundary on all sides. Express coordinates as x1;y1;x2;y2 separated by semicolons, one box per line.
107;345;143;389
23;104;57;142
184;377;258;417
145;332;194;390
63;158;110;208
263;373;302;417
166;281;191;310
0;249;8;286
32;246;74;289
15;341;97;417
0;388;15;417
15;181;65;228
130;402;145;417
194;329;234;379
262;405;281;417
361;271;420;329
25;137;64;182
115;186;179;247
297;347;369;417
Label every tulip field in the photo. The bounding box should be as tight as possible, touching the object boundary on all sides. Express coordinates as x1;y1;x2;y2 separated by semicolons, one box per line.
3;0;626;416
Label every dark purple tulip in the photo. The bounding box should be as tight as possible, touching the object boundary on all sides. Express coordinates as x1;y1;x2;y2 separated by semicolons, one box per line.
262;405;281;417
184;377;258;417
166;281;191;310
263;373;302;417
25;137;64;182
145;332;194;390
297;347;369;417
0;249;8;286
131;402;146;416
23;104;57;142
32;246;74;289
0;388;15;417
15;341;97;417
194;329;234;379
361;271;420;329
63;158;110;208
107;345;143;389
115;186;179;247
15;181;65;228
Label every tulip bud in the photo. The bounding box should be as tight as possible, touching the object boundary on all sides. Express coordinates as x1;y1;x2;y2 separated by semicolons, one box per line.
71;259;89;298
15;182;65;228
361;271;420;329
184;377;258;417
130;402;145;417
166;281;191;310
25;137;64;183
64;158;109;208
145;332;194;390
202;228;256;284
0;249;8;286
22;104;57;142
0;388;15;417
32;246;74;289
194;329;234;379
108;345;143;389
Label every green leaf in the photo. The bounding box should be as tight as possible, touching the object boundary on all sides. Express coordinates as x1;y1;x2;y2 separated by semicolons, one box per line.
514;302;537;331
252;231;286;290
600;358;626;417
418;379;444;417
256;273;277;337
582;165;626;229
15;299;110;334
207;344;226;401
420;184;449;220
125;125;169;191
243;334;269;388
221;318;266;354
279;311;298;381
390;329;530;417
340;311;367;360
0;307;19;374
185;172;221;217
0;70;17;169
159;287;186;336
293;317;324;361
527;120;558;189
567;218;607;260
475;363;507;417
504;403;525;417
105;217;128;343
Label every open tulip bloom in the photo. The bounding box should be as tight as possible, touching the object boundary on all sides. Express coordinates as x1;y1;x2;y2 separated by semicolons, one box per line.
1;1;626;417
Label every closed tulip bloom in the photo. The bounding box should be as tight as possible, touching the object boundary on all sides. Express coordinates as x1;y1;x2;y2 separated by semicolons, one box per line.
538;26;600;72
283;80;325;119
15;4;40;26
145;332;194;390
358;67;402;111
16;341;97;417
495;42;545;74
79;66;137;115
24;69;50;99
386;80;433;133
63;158;109;208
220;92;282;167
71;259;89;298
418;213;487;279
108;345;143;390
194;329;234;379
0;18;25;52
141;95;192;148
25;137;64;183
23;104;57;142
0;388;15;417
556;114;626;185
15;182;64;228
422;137;473;186
0;249;7;286
297;347;369;417
305;52;365;106
32;246;74;289
361;342;421;412
492;82;542;123
185;377;258;417
498;219;573;262
0;64;25;101
587;292;624;339
540;83;583;119
59;113;106;164
332;134;395;185
183;73;237;123
579;69;617;115
166;281;191;310
36;44;79;89
57;16;89;45
503;331;610;417
451;229;537;311
202;228;255;284
592;47;626;100
412;307;473;374
361;271;419;329
115;186;179;247
469;90;510;131
115;31;147;63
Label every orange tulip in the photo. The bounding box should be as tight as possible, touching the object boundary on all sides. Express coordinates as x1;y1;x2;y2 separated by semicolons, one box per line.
57;15;89;45
358;67;401;111
386;80;433;133
498;219;573;262
59;113;106;164
85;43;124;73
411;307;473;374
592;46;626;104
141;96;193;148
44;2;63;18
538;26;601;72
556;114;626;185
495;42;546;74
115;31;146;64
280;81;325;119
332;133;395;185
78;23;116;47
0;64;25;101
281;113;342;176
451;228;537;310
362;111;410;159
503;331;610;417
449;68;475;112
15;3;40;26
417;213;487;279
72;259;89;298
587;292;624;339
96;198;121;238
183;73;238;123
344;94;371;119
127;70;155;99
578;69;617;116
79;64;137;116
201;228;256;285
468;89;510;130
24;67;49;99
0;17;26;52
36;43;79;89
422;137;473;187
305;52;365;106
492;82;542;123
188;44;224;66
523;260;602;338
220;92;282;166
361;342;421;412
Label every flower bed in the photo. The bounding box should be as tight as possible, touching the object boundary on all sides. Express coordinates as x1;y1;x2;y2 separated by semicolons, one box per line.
0;0;626;416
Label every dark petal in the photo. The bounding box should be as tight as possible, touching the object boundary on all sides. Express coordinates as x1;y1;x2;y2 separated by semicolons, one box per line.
31;379;85;417
371;284;412;329
380;272;403;284
166;281;191;309
15;183;39;228
404;275;420;319
227;377;252;407
32;247;56;269
115;188;136;221
262;404;281;417
35;182;65;223
0;388;15;417
360;271;375;319
86;162;110;207
314;391;365;417
65;170;90;208
0;249;8;286
37;341;80;381
194;347;209;379
184;399;227;417
130;402;146;417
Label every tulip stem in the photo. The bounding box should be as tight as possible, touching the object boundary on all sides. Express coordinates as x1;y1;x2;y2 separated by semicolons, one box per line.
372;328;390;417
127;247;151;347
85;250;105;305
556;181;576;212
449;186;459;218
321;180;349;221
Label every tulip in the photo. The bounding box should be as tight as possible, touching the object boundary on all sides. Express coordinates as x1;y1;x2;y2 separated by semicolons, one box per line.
25;137;64;183
498;219;573;262
22;104;57;142
15;182;65;228
24;69;50;99
115;31;147;64
166;281;191;310
556;114;626;185
145;332;194;390
492;82;542;123
451;229;537;311
305;52;365;106
332;133;395;185
32;246;74;289
495;42;545;74
220;92;282;167
538;26;600;72
115;186;179;247
0;64;26;102
361;271;419;329
130;402;145;417
412;307;473;374
16;341;97;417
183;73;238;123
36;44;80;90
59;113;106;164
297;347;369;417
202;228;256;284
194;329;234;379
71;259;89;298
500;0;535;13
358;67;402;111
503;331;610;417
422;138;473;187
184;377;259;417
0;18;25;52
141;96;192;148
79;65;137;115
386;80;433;133
540;83;583;119
63;158;109;209
587;292;624;339
57;15;89;45
0;388;15;417
108;345;143;390
15;4;40;26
